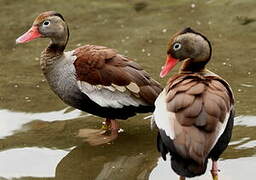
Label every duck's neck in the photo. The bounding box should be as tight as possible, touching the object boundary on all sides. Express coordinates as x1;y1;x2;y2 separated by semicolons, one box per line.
179;58;208;74
40;26;69;71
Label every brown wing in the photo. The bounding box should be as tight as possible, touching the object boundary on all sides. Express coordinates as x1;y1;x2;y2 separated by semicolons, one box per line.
165;74;234;164
73;45;162;105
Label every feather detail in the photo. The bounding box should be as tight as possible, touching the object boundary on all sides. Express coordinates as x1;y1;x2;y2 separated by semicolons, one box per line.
73;45;162;108
154;73;234;164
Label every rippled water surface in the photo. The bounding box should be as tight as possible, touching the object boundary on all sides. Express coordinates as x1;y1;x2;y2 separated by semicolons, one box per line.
0;0;256;179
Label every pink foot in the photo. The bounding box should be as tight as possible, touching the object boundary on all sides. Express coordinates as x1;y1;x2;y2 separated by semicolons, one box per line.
78;119;120;146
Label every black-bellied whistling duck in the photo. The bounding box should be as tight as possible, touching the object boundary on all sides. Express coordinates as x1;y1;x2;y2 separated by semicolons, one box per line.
152;28;235;180
16;11;162;145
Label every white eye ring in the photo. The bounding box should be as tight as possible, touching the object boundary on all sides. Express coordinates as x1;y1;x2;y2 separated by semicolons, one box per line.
173;43;182;51
43;20;51;27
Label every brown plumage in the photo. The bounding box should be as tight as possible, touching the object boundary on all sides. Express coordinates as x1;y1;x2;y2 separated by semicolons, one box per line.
166;74;233;164
73;45;161;105
153;27;235;179
16;11;162;145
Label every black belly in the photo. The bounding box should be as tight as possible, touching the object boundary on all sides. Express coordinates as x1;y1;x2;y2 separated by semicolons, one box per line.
61;91;155;120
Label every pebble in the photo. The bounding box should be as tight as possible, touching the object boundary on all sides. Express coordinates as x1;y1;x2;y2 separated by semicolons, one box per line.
162;28;167;33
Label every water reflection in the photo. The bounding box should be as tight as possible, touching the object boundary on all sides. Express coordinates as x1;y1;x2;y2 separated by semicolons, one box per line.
0;147;70;179
55;141;157;180
0;108;88;139
150;156;256;180
1;0;256;179
0;137;255;180
234;115;256;127
0;110;255;180
236;140;256;149
0;110;255;179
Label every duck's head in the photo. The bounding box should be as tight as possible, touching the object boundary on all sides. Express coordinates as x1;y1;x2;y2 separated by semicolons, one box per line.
160;27;212;78
16;11;68;46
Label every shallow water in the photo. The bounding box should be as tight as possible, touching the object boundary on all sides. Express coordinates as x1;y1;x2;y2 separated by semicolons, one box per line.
0;0;256;179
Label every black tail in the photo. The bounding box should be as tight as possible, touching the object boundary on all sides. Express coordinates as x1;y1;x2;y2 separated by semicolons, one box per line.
157;132;207;177
171;155;208;177
157;132;169;160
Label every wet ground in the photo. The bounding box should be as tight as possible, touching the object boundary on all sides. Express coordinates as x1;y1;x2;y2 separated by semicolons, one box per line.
0;0;256;179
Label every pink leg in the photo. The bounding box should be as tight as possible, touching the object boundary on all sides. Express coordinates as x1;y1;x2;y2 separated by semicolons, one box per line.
78;118;120;146
110;119;119;130
211;160;219;180
109;119;119;139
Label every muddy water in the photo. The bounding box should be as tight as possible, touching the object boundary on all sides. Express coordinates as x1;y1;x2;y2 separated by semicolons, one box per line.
0;0;256;179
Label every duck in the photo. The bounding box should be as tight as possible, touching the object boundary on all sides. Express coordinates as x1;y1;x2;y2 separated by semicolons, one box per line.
152;27;235;180
16;11;162;145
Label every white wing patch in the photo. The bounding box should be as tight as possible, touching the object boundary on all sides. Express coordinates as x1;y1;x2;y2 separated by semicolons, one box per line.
153;89;175;140
77;81;146;108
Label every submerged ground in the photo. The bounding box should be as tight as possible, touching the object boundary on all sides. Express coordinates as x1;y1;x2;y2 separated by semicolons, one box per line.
0;0;256;179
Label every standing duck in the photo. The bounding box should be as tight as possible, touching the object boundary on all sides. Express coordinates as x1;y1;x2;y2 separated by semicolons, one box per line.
16;11;162;145
153;28;235;180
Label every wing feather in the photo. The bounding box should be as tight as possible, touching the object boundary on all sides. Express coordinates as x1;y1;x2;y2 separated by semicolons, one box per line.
73;45;162;108
154;73;234;165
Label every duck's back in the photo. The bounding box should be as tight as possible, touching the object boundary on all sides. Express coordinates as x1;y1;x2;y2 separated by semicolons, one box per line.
154;72;235;177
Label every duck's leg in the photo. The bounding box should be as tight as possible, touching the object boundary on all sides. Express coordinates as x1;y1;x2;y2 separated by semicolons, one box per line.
179;176;185;180
109;119;119;136
95;119;119;145
211;160;219;180
80;118;120;146
110;119;119;131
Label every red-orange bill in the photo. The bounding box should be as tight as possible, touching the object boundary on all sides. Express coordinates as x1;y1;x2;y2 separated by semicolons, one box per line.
160;55;178;78
16;26;41;44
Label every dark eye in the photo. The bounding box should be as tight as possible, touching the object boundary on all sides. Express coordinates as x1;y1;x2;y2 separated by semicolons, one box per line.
43;20;50;27
173;42;182;51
